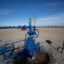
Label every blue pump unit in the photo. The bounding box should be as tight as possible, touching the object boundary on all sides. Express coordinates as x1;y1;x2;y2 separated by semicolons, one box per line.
0;18;44;64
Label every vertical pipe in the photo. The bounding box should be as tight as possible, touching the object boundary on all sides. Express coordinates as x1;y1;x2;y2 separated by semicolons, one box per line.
34;16;35;26
29;18;32;31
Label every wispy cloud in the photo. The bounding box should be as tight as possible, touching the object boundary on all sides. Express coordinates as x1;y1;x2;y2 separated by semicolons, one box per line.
0;9;16;15
36;13;64;26
47;2;64;6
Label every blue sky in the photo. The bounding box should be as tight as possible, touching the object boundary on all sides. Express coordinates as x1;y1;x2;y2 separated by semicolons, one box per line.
0;0;64;26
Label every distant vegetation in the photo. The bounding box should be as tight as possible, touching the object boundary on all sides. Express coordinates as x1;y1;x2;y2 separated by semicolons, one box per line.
37;26;64;28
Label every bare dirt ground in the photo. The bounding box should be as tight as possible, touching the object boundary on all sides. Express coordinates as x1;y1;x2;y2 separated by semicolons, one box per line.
0;28;64;64
0;28;64;43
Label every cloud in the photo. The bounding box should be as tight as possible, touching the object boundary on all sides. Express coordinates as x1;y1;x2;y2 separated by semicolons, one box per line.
47;2;64;6
36;13;64;26
0;9;15;15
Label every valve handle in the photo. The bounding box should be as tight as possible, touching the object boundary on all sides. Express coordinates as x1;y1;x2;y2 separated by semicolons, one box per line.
25;29;39;40
34;29;39;38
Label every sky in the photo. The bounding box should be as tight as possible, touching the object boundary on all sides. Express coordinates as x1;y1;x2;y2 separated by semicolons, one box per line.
0;0;64;26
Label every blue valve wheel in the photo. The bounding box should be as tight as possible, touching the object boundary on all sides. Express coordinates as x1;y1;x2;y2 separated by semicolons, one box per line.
25;29;39;40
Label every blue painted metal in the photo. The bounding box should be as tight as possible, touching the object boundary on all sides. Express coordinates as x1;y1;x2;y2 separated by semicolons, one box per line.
0;26;17;29
24;21;40;57
0;19;44;64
